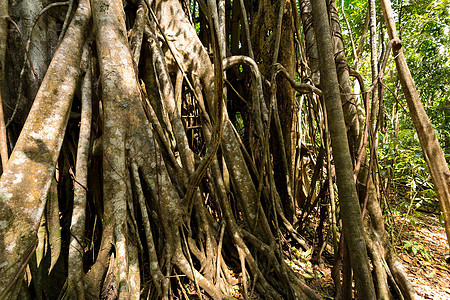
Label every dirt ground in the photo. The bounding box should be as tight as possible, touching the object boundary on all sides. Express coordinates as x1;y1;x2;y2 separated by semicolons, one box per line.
393;210;450;299
285;206;450;299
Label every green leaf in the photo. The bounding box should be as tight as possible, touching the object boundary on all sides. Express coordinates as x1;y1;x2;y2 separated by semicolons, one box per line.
301;248;312;259
403;240;413;249
439;212;445;224
302;273;315;279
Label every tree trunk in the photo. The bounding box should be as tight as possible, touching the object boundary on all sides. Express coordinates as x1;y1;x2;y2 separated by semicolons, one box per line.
0;0;438;298
310;0;376;298
0;0;8;171
0;0;91;296
250;0;296;221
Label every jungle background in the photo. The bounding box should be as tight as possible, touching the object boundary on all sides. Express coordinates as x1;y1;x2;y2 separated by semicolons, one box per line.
0;0;449;299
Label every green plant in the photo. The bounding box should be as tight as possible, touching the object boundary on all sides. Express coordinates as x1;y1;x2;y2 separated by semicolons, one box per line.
402;240;433;261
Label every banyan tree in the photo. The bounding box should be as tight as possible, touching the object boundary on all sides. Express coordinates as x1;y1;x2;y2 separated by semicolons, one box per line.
0;0;448;299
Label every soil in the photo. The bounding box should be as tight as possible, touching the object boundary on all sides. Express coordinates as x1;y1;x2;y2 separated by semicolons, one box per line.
284;204;450;299
183;203;450;299
393;209;450;299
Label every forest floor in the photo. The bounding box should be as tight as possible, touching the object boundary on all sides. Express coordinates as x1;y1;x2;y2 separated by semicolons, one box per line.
283;202;450;300
392;207;450;299
212;200;449;299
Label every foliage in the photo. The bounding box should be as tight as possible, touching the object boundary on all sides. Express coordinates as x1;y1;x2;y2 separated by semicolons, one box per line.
402;240;433;261
400;0;450;153
378;128;437;207
342;0;450;207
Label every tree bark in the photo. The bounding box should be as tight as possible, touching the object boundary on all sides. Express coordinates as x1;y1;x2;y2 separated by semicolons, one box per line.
0;0;91;296
327;0;364;156
0;0;8;171
250;0;296;221
0;0;439;298
310;0;376;297
67;43;92;300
